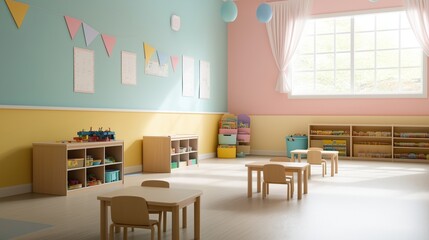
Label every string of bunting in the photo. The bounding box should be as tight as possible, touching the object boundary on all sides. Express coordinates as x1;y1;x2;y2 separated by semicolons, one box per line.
4;0;180;71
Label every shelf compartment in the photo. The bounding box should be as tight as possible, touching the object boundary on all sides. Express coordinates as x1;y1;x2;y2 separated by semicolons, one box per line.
105;169;121;183
394;126;429;138
86;166;104;187
352;125;392;137
309;125;350;136
68;169;85;190
353;144;392;158
105;145;123;163
86;147;104;164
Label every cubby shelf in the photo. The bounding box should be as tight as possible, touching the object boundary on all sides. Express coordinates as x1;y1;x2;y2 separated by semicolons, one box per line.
33;141;124;196
142;135;198;173
309;124;429;163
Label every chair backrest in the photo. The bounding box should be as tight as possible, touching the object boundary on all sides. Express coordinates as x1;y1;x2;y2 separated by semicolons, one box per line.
307;150;322;164
141;180;170;188
308;147;323;151
111;196;150;226
263;164;287;184
270;157;292;162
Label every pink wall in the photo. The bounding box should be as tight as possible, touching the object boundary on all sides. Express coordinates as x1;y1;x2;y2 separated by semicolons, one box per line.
228;0;429;115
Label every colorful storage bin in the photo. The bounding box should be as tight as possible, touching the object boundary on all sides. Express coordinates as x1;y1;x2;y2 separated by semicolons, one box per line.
171;162;178;169
237;134;250;142
188;159;197;165
217;146;236;158
105;169;120;183
67;158;84;169
218;134;237;145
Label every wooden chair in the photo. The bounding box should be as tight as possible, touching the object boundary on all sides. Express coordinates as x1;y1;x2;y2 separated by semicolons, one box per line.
109;196;160;240
262;164;292;200
141;180;169;232
140;180;187;232
306;149;327;178
269;157;294;197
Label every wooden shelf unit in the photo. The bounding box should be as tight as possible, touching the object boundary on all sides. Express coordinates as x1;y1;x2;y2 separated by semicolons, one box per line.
142;135;198;173
33;141;124;196
309;124;429;163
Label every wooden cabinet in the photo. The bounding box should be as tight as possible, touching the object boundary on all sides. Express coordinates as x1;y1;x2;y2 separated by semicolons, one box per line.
142;135;198;173
33;141;124;196
309;124;429;163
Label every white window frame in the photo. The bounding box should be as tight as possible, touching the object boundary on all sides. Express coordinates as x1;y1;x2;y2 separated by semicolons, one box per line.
290;8;427;99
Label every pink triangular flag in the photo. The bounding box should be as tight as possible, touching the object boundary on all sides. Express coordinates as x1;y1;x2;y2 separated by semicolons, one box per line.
171;55;179;72
82;22;99;46
64;16;82;40
101;34;116;57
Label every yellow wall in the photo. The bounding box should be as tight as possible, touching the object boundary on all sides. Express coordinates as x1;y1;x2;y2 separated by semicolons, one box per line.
0;108;222;188
250;115;429;154
3;109;429;189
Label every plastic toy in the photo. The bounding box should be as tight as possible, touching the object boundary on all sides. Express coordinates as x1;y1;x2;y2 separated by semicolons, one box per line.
74;127;115;142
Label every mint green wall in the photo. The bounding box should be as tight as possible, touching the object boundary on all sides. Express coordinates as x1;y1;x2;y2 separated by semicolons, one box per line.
0;0;227;112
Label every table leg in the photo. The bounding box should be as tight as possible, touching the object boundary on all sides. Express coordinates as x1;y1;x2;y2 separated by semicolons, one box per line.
194;196;201;240
172;206;180;240
182;206;187;228
297;170;303;200
331;156;335;177
257;170;261;193
304;167;308;194
100;200;108;240
247;167;252;198
297;153;302;162
335;154;339;173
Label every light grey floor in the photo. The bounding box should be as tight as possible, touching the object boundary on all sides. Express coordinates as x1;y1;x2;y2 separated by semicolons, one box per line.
1;156;429;240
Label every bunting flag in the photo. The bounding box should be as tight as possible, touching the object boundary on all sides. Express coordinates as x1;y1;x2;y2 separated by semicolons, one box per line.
64;16;82;40
157;51;168;66
5;0;30;29
171;55;179;72
143;43;156;64
101;34;116;57
82;22;99;46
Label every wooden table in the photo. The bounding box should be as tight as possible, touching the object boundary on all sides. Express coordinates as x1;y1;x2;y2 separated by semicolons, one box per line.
245;161;309;200
290;149;339;177
97;186;202;240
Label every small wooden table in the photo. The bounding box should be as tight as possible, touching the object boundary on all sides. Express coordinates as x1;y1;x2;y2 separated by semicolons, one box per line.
97;186;202;240
290;149;339;177
245;161;309;200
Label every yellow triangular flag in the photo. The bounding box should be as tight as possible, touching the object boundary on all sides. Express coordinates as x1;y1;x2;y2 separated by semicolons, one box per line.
143;43;156;64
5;0;30;29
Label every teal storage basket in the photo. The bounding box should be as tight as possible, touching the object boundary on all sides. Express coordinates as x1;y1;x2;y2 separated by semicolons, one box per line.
286;136;308;158
105;169;120;183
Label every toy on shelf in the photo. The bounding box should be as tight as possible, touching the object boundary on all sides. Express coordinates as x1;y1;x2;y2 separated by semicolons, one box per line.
74;127;116;142
87;173;102;186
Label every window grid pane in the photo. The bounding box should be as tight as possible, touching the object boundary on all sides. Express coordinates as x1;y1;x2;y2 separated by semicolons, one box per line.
292;10;424;97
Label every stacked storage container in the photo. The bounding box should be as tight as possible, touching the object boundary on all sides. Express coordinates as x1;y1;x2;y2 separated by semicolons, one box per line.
237;114;251;156
217;114;237;158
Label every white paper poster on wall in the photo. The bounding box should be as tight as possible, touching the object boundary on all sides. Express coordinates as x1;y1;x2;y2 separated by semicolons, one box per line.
182;55;195;97
74;47;94;93
121;51;137;85
145;59;168;77
199;60;210;99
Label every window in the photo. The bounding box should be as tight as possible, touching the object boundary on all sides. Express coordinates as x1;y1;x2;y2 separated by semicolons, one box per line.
291;10;426;98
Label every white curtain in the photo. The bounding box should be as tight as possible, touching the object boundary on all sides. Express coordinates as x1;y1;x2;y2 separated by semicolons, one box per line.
405;0;429;57
266;0;312;93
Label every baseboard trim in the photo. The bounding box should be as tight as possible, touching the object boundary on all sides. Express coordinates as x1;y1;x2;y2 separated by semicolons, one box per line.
199;152;216;160
0;184;32;198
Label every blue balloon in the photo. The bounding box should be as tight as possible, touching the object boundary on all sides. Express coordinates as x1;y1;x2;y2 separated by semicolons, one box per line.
256;3;272;23
221;1;238;23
